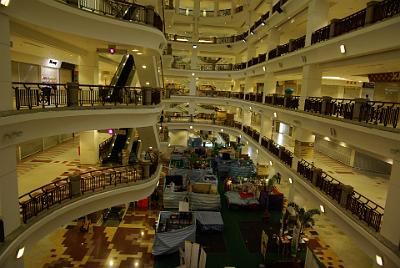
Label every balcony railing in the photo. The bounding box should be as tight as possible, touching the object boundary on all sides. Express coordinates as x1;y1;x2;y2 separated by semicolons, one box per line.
18;163;159;223
60;0;163;31
12;82;162;110
297;159;384;231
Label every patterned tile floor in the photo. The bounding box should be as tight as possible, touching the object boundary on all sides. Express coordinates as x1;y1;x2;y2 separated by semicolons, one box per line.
25;208;159;268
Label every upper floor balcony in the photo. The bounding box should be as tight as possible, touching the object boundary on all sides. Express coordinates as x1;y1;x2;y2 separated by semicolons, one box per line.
3;0;167;52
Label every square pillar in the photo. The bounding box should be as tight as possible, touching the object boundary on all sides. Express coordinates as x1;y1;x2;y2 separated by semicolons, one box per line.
300;64;322;110
79;130;100;165
305;0;329;46
0;13;12;111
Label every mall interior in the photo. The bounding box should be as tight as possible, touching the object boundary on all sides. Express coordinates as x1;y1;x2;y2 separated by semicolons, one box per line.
0;0;399;267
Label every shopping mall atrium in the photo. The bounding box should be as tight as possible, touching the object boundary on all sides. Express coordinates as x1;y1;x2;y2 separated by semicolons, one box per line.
0;0;399;267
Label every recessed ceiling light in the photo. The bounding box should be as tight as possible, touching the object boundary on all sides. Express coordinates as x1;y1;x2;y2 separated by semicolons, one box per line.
340;44;346;54
145;82;150;85
220;129;224;132
1;0;11;7
192;72;195;76
190;125;193;129
131;49;139;52
137;52;142;55
269;160;273;166
142;65;147;69
288;178;293;184
16;247;25;259
320;205;325;213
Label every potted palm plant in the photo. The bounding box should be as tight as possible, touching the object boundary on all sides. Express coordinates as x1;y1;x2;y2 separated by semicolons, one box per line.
287;202;320;257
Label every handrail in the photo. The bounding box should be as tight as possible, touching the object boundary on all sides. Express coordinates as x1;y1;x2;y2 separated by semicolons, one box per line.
167;92;399;129
59;0;164;31
12;82;163;110
168;0;399;72
297;159;384;231
99;136;114;161
18;162;159;223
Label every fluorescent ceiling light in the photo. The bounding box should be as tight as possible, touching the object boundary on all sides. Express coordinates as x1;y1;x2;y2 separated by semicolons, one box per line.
198;39;213;43
176;38;189;42
131;49;139;52
322;76;347;80
340;44;346;54
136;52;142;55
16;247;24;259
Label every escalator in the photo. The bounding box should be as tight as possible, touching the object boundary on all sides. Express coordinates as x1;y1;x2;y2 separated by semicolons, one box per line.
103;54;136;103
102;129;128;164
128;140;141;164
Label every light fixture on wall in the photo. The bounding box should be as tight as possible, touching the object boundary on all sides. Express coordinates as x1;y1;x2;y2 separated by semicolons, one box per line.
319;205;325;213
273;112;277;118
340;44;346;54
16;247;24;259
269;160;273;166
375;255;383;266
145;82;150;85
263;66;266;72
190;125;193;129
0;0;11;6
288;178;293;184
192;44;197;49
192;72;195;76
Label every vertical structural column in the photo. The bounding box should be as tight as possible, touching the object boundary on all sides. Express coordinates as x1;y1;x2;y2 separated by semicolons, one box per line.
263;72;277;99
214;0;219;16
293;127;315;161
80;130;100;165
231;0;237;14
242;109;252;126
380;158;400;247
78;51;99;84
300;64;322;110
0;13;12;111
267;28;280;52
0;145;21;236
260;114;272;140
189;0;200;96
305;0;329;46
175;0;180;13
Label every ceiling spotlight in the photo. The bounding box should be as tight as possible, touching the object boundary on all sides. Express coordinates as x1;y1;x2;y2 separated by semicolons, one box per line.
190;125;193;129
192;72;195;76
220;129;224;132
250;31;255;35
340;44;346;54
142;65;147;69
145;82;150;85
192;44;198;48
261;21;266;26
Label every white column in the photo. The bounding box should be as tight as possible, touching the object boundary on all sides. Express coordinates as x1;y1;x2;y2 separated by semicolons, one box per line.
263;72;277;98
267;28;280;52
242;109;252;126
380;158;400;246
305;0;329;46
0;145;21;236
293;127;315;161
231;0;237;14
78;52;99;84
79;130;100;165
0;13;12;111
214;0;219;16
175;0;180;13
193;0;200;17
300;64;322;109
260;115;272;139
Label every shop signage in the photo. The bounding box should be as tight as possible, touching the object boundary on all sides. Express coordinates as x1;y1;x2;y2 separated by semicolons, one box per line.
48;59;58;66
368;72;400;82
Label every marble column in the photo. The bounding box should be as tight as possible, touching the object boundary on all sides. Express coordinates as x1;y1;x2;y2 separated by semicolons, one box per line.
305;0;329;46
0;13;12;111
300;64;322;110
78;51;99;84
380;158;400;247
79;130;100;165
0;145;20;236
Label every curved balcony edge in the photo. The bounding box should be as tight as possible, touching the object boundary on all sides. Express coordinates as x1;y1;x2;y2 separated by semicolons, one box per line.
4;0;166;51
0;105;164;149
165;95;399;159
164;122;400;267
0;164;161;267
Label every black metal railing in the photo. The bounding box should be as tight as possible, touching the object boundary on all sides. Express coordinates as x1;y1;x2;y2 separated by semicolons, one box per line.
333;8;367;37
304;97;399;128
12;82;162;110
297;159;384;231
19;163;160;223
61;0;163;31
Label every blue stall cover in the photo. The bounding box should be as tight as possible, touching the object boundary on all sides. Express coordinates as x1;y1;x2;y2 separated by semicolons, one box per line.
195;211;224;232
153;212;196;256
